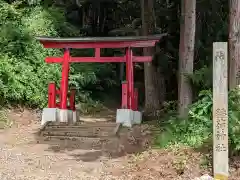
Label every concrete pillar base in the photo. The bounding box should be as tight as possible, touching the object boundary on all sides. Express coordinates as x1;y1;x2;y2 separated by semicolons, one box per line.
41;108;80;127
133;111;142;124
41;108;57;126
58;109;68;123
67;110;73;124
116;109;134;127
116;109;143;127
72;111;77;123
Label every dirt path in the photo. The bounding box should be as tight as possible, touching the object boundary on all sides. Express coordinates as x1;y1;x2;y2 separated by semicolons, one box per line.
0;109;153;180
0;109;239;180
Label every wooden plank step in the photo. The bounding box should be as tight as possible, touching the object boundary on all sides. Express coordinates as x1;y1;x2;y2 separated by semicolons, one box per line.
75;121;117;126
40;135;117;142
45;125;117;130
42;130;114;137
47;122;118;128
43;127;114;132
37;135;119;150
38;122;121;140
40;136;101;143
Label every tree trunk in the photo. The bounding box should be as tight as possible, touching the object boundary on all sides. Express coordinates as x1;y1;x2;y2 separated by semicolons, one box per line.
141;0;165;115
178;0;196;117
229;0;240;89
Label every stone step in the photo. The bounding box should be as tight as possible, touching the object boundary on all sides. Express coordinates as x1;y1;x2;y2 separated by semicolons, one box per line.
37;135;120;151
44;127;114;132
46;122;118;128
39;122;121;140
37;135;104;147
39;135;118;145
42;130;114;137
41;135;103;141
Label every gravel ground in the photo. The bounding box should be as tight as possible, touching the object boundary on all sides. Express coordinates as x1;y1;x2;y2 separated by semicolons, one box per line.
0;109;152;180
0;123;130;180
0;109;239;180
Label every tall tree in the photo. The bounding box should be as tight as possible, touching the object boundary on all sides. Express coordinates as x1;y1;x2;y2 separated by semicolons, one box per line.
141;0;165;114
178;0;196;117
229;0;240;89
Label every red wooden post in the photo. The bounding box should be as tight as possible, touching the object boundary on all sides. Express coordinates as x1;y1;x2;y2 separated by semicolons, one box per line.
126;47;134;110
69;88;76;111
134;88;138;111
55;89;60;108
131;52;135;110
48;82;56;108
60;49;70;110
121;81;128;108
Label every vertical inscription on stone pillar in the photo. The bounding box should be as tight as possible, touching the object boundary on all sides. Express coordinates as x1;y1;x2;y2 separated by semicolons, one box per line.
213;42;228;180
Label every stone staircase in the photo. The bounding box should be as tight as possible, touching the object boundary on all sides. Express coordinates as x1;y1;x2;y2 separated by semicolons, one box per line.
38;121;121;142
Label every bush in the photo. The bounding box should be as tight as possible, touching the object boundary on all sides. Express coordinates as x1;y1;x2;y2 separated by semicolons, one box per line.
155;88;240;154
0;1;116;108
0;2;63;107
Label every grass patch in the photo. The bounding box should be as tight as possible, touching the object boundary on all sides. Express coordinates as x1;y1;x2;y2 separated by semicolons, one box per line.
153;114;211;149
0;109;11;129
199;153;212;170
153;89;240;156
77;100;105;115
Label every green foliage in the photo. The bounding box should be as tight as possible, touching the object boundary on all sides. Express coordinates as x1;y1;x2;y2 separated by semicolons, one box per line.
0;108;11;129
77;100;104;115
155;88;240;154
0;1;63;107
0;1;116;108
188;66;212;90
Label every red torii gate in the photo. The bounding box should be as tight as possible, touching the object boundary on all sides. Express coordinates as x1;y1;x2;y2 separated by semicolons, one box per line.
36;35;165;123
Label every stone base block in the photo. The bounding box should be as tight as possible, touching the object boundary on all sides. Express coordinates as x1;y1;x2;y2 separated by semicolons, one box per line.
67;110;73;124
116;109;134;127
58;109;68;123
41;108;80;127
72;111;79;123
133;111;142;124
41;108;57;126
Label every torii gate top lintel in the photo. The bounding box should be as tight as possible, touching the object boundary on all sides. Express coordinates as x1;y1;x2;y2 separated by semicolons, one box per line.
36;34;167;49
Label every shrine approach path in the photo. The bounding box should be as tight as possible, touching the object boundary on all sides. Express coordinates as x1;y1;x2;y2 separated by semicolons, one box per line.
1;109;240;180
0;109;155;180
